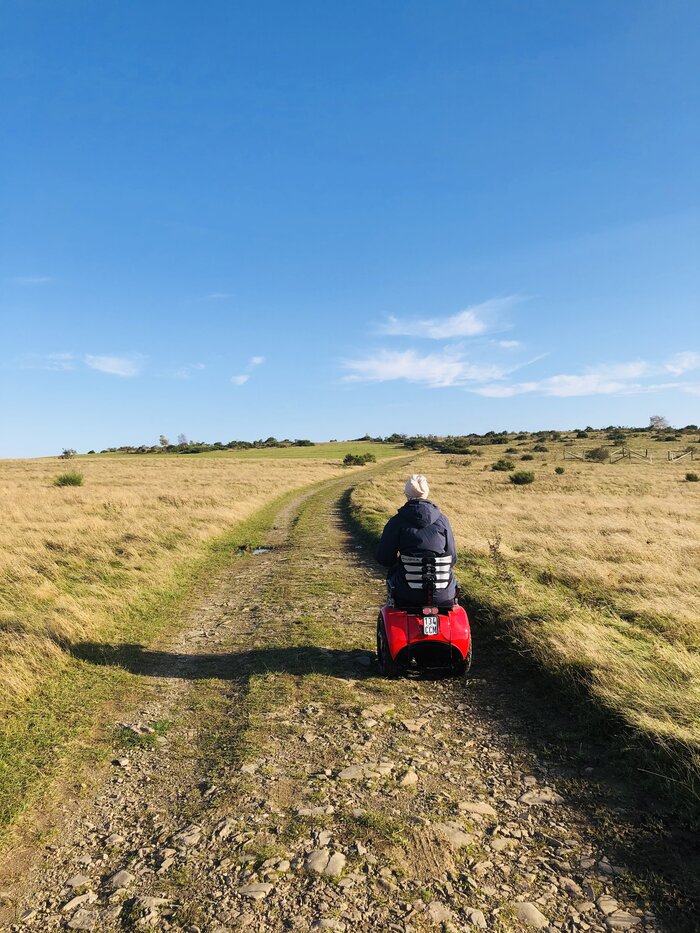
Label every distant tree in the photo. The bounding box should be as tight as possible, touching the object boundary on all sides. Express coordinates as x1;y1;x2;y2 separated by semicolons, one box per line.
649;415;670;432
59;448;77;459
159;435;170;447
177;433;188;446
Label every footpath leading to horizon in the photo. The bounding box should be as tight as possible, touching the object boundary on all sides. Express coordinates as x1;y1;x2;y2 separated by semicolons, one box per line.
0;469;696;932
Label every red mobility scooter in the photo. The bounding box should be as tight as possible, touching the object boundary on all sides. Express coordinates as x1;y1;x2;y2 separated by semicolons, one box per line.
376;553;472;677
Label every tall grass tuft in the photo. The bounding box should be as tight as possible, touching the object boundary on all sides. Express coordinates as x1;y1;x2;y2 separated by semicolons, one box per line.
54;471;84;487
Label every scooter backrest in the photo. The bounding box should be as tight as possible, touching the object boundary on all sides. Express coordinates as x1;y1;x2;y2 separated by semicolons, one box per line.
400;554;452;590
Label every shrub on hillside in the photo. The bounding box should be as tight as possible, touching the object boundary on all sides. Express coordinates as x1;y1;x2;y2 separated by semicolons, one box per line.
686;472;699;483
585;447;610;462
59;448;77;459
520;454;534;461
491;458;515;472
576;431;589;438
555;466;565;475
532;444;548;452
343;453;376;466
510;471;535;485
54;471;84;487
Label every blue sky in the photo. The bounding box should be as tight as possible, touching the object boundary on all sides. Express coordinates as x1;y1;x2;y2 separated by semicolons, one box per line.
1;0;699;457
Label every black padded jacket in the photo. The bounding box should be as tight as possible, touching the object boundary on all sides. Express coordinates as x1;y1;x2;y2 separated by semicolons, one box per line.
375;499;457;604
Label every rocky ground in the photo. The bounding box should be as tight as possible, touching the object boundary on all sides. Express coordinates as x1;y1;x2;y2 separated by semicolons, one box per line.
0;475;695;932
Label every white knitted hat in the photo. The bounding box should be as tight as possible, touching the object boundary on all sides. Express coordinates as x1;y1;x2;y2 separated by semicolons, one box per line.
405;474;430;500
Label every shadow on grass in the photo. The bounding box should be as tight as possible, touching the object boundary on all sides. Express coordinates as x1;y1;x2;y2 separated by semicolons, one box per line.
68;642;378;682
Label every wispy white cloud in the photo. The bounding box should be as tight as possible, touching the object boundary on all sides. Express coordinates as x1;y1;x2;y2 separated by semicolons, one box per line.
12;275;52;285
342;349;509;388
664;351;700;376
85;354;144;377
377;296;521;340
343;343;700;399
594;360;651;380
496;339;521;349
230;355;265;385
204;292;233;300
473;373;639;398
472;353;700;398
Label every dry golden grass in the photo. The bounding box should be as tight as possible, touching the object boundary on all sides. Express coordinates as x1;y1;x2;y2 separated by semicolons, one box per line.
0;454;343;709
352;437;700;782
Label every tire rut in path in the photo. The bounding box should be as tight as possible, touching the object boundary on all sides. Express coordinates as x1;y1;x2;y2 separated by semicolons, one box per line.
3;478;670;932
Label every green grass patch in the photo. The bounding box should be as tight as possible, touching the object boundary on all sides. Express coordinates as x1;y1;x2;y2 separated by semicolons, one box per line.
53;471;83;486
116;719;171;748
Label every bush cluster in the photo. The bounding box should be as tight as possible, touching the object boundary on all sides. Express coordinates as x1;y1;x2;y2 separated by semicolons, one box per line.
510;471;535;485
100;437;316;455
686;472;699;483
343;453;376;466
491;458;515;472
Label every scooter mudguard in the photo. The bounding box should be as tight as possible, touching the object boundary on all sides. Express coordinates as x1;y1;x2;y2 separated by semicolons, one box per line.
381;604;471;664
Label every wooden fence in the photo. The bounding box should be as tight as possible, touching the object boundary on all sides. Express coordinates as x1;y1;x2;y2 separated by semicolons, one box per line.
563;447;653;463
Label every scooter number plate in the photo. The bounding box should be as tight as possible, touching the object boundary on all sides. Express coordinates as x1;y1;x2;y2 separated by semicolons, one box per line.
423;616;439;635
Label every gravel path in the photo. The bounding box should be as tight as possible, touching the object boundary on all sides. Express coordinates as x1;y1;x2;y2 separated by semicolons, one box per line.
0;474;690;932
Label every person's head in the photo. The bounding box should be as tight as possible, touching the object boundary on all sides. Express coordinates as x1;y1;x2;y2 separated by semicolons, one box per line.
404;474;430;500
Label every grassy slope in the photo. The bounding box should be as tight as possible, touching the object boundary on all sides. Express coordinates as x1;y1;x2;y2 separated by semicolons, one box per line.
348;437;700;798
82;441;404;460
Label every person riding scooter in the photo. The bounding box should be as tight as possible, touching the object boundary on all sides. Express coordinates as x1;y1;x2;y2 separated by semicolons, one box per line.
376;474;457;607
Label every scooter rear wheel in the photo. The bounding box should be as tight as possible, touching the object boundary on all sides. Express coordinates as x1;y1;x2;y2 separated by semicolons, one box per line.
453;643;473;678
376;613;400;678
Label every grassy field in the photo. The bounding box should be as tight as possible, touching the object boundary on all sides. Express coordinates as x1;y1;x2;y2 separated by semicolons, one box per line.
0;453;348;712
350;432;700;792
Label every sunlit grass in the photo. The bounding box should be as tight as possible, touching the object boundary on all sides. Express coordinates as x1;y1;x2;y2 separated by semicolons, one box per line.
350;432;700;789
0;454;345;709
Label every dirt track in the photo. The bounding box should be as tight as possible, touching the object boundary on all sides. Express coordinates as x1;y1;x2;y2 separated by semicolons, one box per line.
0;472;694;932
